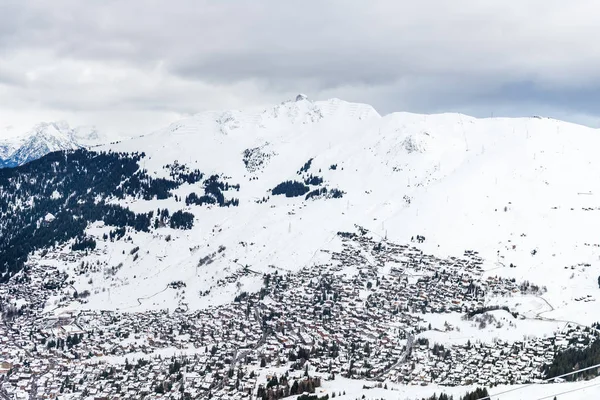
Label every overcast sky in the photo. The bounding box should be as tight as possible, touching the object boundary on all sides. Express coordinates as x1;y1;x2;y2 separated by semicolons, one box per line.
2;0;600;138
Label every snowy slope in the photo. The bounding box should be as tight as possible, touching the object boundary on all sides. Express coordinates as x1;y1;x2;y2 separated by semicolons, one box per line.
0;121;108;167
318;375;600;400
30;95;599;329
0;127;24;167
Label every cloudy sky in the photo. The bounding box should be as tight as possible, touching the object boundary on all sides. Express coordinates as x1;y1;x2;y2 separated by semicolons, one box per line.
2;0;600;138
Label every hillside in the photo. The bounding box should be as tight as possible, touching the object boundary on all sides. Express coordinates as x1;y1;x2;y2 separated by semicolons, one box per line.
3;96;600;317
76;97;600;318
2;95;600;399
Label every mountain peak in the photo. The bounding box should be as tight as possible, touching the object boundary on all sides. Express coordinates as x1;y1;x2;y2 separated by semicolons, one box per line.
33;120;70;132
0;121;108;168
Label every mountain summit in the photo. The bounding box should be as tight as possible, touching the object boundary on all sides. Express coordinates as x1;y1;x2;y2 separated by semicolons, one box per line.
0;121;107;168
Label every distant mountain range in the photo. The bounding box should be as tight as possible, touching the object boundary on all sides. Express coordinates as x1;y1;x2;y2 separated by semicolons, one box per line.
0;121;108;168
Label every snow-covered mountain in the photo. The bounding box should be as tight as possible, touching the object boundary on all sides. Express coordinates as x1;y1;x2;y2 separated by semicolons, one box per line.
0;121;107;168
6;94;595;319
5;95;600;399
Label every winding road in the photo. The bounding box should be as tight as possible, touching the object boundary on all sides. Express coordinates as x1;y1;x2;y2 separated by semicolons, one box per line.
374;331;414;379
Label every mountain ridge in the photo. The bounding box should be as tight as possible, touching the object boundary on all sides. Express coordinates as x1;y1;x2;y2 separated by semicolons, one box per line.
89;97;600;318
0;95;596;315
1;95;599;315
0;121;108;168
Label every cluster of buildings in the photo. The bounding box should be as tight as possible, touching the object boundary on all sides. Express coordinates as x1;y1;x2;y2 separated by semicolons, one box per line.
389;324;597;386
0;230;594;399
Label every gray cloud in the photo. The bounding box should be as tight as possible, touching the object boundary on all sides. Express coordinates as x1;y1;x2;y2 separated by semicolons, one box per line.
1;0;600;136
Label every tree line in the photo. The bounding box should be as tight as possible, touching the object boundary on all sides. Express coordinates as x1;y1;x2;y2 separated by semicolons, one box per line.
0;149;213;281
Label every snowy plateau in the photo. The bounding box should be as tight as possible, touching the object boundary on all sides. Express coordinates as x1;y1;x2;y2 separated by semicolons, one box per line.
2;96;600;399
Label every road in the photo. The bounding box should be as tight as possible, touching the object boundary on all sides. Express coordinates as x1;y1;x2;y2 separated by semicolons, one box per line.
374;331;414;379
233;305;269;365
200;304;270;399
0;377;10;400
528;295;600;336
0;389;10;400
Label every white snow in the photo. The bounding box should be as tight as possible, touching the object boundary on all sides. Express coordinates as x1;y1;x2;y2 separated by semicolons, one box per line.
318;375;600;400
44;213;56;222
0;121;114;166
30;96;600;345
